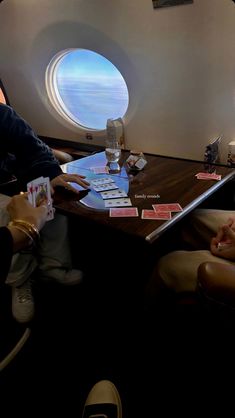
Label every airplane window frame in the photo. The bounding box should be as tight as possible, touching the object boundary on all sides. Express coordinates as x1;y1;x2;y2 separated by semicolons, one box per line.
45;48;129;132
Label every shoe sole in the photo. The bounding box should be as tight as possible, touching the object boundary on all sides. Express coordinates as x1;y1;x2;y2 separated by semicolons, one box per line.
0;327;31;371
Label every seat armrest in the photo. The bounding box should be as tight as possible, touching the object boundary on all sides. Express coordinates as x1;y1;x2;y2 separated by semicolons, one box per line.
52;148;74;164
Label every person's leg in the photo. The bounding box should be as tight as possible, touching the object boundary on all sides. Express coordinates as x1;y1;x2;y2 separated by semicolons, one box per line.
182;209;235;250
146;249;234;304
146;209;235;302
0;194;35;323
37;213;83;285
0;194;38;286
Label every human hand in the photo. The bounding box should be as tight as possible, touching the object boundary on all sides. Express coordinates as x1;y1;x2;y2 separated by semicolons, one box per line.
211;224;235;260
226;217;235;231
6;192;48;232
50;173;90;194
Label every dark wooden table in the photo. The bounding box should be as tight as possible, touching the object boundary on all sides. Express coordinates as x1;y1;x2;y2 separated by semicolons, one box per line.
54;151;235;244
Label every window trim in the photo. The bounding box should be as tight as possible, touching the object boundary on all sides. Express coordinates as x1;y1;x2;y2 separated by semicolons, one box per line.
46;48;89;130
45;48;129;132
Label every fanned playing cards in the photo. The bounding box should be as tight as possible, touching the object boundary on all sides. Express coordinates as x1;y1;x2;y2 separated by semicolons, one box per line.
27;176;54;221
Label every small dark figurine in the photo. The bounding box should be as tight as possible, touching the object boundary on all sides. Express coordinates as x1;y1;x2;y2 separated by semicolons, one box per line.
204;136;221;173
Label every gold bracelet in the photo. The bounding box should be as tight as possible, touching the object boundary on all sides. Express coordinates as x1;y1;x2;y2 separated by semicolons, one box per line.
9;224;34;246
8;220;40;244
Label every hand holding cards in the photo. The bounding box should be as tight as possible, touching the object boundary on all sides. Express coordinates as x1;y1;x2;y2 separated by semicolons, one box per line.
27;176;54;221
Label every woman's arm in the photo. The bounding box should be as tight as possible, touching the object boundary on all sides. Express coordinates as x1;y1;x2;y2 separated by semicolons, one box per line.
0;193;48;283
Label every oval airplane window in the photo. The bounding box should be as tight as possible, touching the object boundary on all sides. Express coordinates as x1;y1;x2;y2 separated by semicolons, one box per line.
46;49;129;130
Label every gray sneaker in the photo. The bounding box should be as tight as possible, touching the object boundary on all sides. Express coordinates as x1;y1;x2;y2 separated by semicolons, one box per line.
12;281;35;323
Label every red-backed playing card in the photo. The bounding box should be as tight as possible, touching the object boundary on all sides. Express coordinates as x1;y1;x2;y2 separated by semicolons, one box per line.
152;203;183;212
195;172;221;181
109;207;139;217
141;210;171;220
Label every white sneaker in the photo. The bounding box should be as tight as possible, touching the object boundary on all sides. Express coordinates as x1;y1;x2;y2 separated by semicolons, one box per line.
40;268;83;286
82;380;122;418
12;281;35;323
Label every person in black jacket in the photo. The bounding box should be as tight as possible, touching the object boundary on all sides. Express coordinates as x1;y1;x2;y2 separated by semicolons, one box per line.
0;104;90;323
0;103;88;192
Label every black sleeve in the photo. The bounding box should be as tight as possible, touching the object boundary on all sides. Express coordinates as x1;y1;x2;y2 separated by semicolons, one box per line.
0;104;62;186
0;227;13;284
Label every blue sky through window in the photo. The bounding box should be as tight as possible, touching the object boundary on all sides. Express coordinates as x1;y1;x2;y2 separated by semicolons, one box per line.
56;49;129;130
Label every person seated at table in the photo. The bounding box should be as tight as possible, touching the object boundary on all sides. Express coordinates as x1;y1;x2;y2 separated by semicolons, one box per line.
0;103;90;323
146;208;235;305
0;193;48;284
0;192;47;370
0;196;123;418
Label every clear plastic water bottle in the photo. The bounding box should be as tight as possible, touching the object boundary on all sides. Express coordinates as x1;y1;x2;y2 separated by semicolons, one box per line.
105;139;121;173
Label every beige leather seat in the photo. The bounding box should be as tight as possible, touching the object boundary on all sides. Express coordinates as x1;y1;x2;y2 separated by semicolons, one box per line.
197;262;235;329
52;148;74;164
198;262;235;309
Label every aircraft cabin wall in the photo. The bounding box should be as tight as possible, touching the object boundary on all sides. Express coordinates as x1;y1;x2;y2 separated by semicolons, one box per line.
0;0;235;162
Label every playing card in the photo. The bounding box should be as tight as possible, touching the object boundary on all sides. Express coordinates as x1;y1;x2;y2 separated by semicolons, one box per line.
195;172;221;181
91;177;115;186
196;175;220;180
27;176;44;207
152;203;183;212
93;183;119;192
90;166;109;174
27;181;34;206
34;177;54;221
100;189;128;199
27;177;54;221
141;210;171;220
104;197;132;208
195;172;214;177
109;207;139;217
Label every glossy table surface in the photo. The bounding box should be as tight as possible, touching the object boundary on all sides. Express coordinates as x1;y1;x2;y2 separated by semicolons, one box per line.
61;152;129;210
54;151;235;244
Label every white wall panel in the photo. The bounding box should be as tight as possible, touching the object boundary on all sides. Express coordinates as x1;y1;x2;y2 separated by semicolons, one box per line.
0;0;235;162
